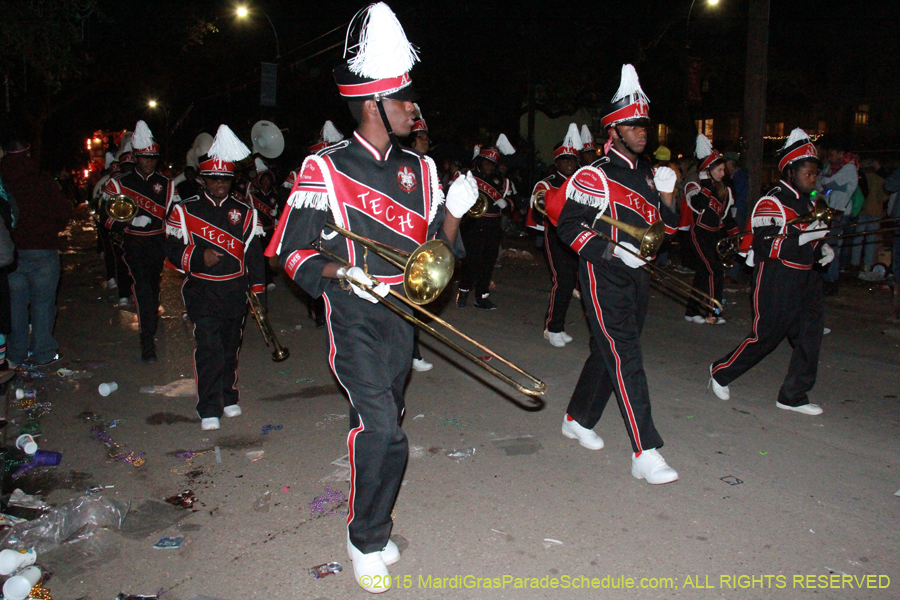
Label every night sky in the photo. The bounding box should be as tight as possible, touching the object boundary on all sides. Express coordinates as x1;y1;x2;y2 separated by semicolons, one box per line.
1;0;898;174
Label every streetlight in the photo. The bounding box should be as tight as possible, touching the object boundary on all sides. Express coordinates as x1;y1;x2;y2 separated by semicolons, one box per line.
235;4;280;61
686;0;721;39
147;99;170;164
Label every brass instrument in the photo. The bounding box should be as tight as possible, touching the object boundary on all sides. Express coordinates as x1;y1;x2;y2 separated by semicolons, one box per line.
317;224;546;400
246;290;290;362
466;191;491;219
326;222;455;305
580;221;724;314
534;192;665;258
104;194;139;222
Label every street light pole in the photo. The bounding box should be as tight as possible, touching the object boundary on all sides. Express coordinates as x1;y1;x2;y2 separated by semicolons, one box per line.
237;5;280;62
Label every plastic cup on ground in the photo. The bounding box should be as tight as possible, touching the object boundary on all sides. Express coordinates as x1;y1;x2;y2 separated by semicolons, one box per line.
98;382;119;396
14;389;36;400
2;565;41;600
15;435;38;455
0;548;36;576
32;450;61;466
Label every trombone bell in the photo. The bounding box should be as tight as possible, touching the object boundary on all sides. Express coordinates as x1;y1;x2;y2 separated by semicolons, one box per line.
595;215;665;258
467;192;490;219
105;194;139;222
404;240;456;305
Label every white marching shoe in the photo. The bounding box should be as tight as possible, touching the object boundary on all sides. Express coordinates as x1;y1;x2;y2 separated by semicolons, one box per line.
348;538;392;593
347;535;400;566
685;315;706;324
201;417;220;431
631;449;679;484
107;278;117;290
411;358;433;372
544;330;566;348
223;405;242;418
776;402;823;415
561;415;604;450
560;331;573;343
709;365;730;400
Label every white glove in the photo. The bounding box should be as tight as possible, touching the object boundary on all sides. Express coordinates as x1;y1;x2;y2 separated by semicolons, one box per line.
744;249;755;267
798;220;828;245
343;266;389;304
495;198;508;210
131;215;151;227
612;241;647;269
653;166;677;194
818;244;835;265
445;171;479;218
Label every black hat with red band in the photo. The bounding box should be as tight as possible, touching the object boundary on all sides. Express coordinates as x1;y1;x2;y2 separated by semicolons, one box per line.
777;128;821;173
601;65;650;130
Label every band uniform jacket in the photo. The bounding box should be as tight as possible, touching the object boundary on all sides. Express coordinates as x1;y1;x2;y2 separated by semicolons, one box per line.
455;168;511;219
165;191;265;317
748;180;827;270
556;148;679;264
268;132;463;299
684;180;739;236
101;169;179;237
246;181;279;232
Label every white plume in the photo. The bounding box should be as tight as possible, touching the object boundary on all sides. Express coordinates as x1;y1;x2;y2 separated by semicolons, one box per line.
562;123;583;151
132;120;155;151
346;2;419;79
413;103;422;119
208;124;251;162
611;64;649;104
695;134;714;160
104;152;116;169
782;127;810;151
115;132;133;160
322;120;343;143
580;124;594;146
255;157;269;173
496;134;516;155
473;145;481;159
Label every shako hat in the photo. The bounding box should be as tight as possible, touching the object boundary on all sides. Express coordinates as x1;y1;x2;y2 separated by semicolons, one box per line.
777;128;820;173
132;120;161;157
554;123;583;159
580;124;596;151
475;134;516;164
411;103;428;133
696;134;724;172
198;125;251;177
601;65;650;129
307;120;344;154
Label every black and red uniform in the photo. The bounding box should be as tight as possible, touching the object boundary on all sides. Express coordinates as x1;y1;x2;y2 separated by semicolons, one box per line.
102;169;178;351
246;176;279;287
457;166;510;303
710;181;827;408
556;148;679;454
165;191;265;418
683;180;738;319
268;132;461;554
533;172;578;334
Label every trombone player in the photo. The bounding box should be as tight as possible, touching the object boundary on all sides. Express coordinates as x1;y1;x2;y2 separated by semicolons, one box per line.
265;3;477;592
165;125;266;431
555;65;681;485
709;129;832;416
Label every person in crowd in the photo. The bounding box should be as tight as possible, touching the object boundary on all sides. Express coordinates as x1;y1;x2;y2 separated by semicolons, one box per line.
852;159;886;276
246;158;279;291
554;65;681;485
683;135;739;324
710;129;832;416
165;125;265;432
264;3;477;590
817;136;858;296
0;139;72;368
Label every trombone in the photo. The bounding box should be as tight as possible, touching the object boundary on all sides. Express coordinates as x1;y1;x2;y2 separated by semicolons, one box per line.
318;222;546;400
533;192;721;313
246;290;290;362
466;191;491;219
103;194;139;222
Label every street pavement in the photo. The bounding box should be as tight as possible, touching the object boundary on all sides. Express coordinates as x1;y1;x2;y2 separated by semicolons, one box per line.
7;214;899;600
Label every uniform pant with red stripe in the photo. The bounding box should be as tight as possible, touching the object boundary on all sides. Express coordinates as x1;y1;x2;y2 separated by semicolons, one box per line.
544;225;579;333
122;235;165;340
323;284;412;554
459;217;503;298
711;262;824;407
565;260;664;454
190;313;245;418
686;226;723;319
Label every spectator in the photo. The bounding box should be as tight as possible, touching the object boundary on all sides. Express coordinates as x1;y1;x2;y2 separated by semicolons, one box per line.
724;152;750;282
883;165;900;318
853;159;887;276
817;136;859;295
0;140;72;368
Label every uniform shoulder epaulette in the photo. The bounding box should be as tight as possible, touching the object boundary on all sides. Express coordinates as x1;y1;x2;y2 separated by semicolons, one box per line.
565;165;610;209
751;195;785;228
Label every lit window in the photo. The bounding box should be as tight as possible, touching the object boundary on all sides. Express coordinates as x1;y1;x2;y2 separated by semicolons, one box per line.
658;124;670;142
855;105;869;127
694;119;713;138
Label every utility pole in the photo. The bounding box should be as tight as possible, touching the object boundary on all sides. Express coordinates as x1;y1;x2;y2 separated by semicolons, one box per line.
742;0;770;204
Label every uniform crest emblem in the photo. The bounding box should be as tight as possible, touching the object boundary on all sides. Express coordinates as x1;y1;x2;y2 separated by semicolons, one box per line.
152;182;163;195
228;209;242;225
397;166;417;193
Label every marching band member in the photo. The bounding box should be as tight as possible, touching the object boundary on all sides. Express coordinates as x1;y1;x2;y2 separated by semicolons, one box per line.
266;3;476;591
683;134;739;324
165;125;265;431
709;129;831;416
101;121;178;362
555;65;681;484
456;135;515;310
247;157;279;290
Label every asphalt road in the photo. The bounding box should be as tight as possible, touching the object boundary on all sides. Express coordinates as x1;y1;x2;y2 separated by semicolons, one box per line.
5;215;898;600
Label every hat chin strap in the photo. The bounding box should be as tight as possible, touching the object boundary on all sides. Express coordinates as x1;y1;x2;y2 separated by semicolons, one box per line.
374;94;401;153
613;126;640;157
